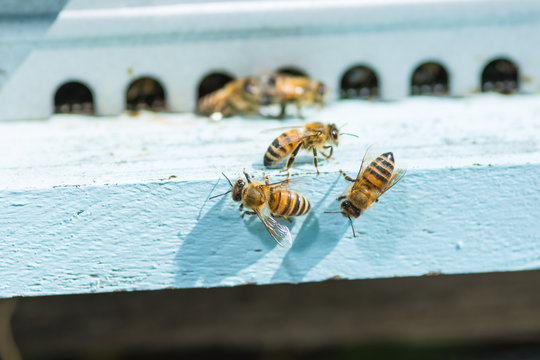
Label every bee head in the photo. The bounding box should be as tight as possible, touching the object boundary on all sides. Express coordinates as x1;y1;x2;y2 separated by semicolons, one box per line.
328;123;340;145
340;200;361;218
231;179;245;202
243;77;262;99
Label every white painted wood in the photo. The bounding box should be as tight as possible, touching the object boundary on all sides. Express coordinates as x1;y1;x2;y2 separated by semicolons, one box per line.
1;0;540;120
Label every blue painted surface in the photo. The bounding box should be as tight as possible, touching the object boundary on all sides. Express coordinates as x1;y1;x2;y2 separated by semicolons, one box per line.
1;164;539;298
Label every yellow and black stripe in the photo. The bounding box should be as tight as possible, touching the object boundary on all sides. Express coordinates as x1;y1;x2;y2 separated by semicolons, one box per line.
263;129;303;166
362;152;395;190
269;190;311;217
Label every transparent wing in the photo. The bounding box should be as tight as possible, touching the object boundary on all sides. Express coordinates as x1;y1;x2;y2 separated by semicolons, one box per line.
380;168;407;196
265;179;290;189
263;128;319;147
256;209;292;248
261;125;305;133
264;175;312;195
280;132;321;148
355;145;378;180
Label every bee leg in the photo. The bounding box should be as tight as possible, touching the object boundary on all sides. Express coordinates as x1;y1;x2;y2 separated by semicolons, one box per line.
339;169;355;182
243;168;252;183
220;102;234;118
281;143;302;173
313;148;320;175
239;204;244;212
241;210;257;218
283;215;293;223
321;145;334;159
248;101;259;115
336;195;346;201
296;103;304;119
263;172;270;185
278;101;287;119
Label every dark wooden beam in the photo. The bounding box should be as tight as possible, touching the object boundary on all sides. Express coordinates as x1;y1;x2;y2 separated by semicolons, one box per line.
8;270;540;358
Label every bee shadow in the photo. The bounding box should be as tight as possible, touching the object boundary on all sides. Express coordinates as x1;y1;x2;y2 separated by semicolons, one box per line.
270;174;350;283
174;196;272;288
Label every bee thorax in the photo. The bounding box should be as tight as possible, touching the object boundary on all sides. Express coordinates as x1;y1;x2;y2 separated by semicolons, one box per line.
242;184;267;209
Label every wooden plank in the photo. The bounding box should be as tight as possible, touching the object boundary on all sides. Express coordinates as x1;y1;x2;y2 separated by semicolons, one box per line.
1;96;540;298
9;270;540;357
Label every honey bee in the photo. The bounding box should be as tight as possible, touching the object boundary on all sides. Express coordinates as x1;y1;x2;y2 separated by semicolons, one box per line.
196;77;262;120
258;73;327;118
335;150;405;236
210;170;311;248
263;122;340;174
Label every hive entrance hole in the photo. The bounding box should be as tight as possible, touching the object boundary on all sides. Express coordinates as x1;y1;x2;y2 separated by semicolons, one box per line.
54;81;95;114
275;67;308;77
340;65;379;99
410;62;449;96
197;73;235;100
481;59;519;94
126;77;166;112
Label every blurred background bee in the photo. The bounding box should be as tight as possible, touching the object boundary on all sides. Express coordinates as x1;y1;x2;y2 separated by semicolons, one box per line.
257;72;327;118
210;170;311;248
196;72;327;120
196;76;263;120
329;149;405;237
263;122;343;174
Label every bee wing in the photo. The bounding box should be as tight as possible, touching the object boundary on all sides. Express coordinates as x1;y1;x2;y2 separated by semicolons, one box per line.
261;125;305;133
355;145;378;180
379;168;407;196
265;176;312;194
256;209;292;248
279;132;321;148
262;131;317;149
266;179;290;188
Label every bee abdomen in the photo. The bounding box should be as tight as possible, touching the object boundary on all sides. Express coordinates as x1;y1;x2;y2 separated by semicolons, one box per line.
196;93;216;115
196;90;229;116
270;190;311;217
263;129;302;166
362;152;395;189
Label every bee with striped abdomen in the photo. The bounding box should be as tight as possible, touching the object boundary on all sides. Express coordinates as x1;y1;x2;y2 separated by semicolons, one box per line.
263;173;311;223
196;77;262;120
263;122;341;175
333;150;405;236
210;170;310;248
257;73;327;118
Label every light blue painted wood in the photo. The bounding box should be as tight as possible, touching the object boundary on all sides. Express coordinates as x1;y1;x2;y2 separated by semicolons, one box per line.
1;164;539;298
1;96;539;298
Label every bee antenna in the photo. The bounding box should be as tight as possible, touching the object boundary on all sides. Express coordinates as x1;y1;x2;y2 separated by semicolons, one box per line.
323;211;342;214
209;173;234;200
349;216;357;238
209;190;231;200
340;132;359;138
222;172;233;187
